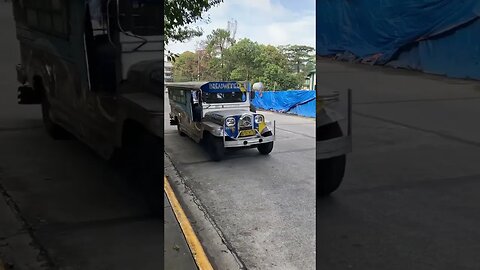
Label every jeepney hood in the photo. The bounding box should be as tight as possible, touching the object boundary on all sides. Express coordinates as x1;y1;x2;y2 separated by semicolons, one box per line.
204;109;252;125
123;60;162;96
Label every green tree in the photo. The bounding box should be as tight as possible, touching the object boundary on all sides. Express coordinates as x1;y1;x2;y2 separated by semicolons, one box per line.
279;45;315;74
222;39;302;90
205;28;236;80
225;39;261;81
172;51;198;82
255;45;288;71
164;0;223;44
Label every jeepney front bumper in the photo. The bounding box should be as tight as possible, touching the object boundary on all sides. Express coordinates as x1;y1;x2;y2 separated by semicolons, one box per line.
317;89;352;159
222;120;276;148
224;132;275;148
317;135;352;159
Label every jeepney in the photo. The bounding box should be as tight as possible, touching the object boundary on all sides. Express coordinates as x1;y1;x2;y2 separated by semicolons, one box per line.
317;88;352;195
12;0;163;210
166;81;276;161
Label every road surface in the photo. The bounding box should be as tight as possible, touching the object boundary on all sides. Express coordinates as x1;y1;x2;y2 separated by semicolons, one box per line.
317;58;480;270
164;96;316;269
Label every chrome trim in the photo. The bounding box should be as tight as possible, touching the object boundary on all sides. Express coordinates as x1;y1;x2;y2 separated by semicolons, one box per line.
317;135;352;159
224;134;275;148
221;114;276;148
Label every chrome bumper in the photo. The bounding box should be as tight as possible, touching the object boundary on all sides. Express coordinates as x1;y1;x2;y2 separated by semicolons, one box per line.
224;134;275;148
317;135;352;159
222;119;276;148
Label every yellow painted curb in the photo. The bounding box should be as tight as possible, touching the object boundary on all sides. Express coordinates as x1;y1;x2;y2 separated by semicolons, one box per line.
164;176;214;270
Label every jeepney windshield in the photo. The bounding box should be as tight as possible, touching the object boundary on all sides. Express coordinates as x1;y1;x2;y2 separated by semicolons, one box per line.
88;0;162;37
202;91;247;104
118;0;163;36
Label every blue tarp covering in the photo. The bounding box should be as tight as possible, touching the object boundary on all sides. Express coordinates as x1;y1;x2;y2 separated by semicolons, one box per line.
317;0;480;80
252;90;315;118
388;19;480;79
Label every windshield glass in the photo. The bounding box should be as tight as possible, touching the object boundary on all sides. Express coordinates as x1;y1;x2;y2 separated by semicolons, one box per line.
118;0;162;36
202;91;247;104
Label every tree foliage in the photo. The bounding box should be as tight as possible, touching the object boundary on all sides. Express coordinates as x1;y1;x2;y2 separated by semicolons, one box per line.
164;0;223;44
172;51;198;82
279;45;315;74
172;28;313;90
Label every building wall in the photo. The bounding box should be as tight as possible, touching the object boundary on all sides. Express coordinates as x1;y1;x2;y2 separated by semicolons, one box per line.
164;61;173;82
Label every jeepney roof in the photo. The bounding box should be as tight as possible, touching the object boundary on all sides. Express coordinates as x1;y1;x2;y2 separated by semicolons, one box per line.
165;82;208;91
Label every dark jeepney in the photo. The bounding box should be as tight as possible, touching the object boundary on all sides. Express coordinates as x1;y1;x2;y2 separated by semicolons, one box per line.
166;81;276;161
317;88;352;195
12;0;163;209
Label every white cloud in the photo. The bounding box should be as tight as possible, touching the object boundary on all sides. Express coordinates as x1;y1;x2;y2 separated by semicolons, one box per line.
166;0;315;54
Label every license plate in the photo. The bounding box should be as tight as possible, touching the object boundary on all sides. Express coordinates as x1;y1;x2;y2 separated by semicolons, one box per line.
239;129;256;137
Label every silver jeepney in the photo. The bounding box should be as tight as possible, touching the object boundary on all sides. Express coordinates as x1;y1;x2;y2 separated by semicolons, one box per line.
167;81;276;161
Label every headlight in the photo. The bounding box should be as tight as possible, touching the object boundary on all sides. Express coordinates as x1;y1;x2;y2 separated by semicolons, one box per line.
255;114;264;123
225;117;236;127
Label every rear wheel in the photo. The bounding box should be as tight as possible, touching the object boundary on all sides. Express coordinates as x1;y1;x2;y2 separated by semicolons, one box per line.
39;84;71;140
176;121;185;136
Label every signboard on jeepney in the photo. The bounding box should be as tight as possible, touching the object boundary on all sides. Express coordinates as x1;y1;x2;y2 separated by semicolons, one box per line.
202;82;248;93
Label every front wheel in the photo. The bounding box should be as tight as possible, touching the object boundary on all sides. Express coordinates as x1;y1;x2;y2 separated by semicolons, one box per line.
317;155;346;196
206;134;224;161
257;142;274;155
122;131;163;215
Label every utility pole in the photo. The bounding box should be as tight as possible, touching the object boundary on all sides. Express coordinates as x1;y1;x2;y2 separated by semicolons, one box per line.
197;52;200;81
196;47;205;81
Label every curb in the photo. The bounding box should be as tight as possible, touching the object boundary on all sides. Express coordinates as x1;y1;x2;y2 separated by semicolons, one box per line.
164;176;214;270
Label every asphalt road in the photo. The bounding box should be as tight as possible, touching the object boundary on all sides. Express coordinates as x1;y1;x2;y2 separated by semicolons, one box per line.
0;4;165;270
164;97;316;269
317;59;480;270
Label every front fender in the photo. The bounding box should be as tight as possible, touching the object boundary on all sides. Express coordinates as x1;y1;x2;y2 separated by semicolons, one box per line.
202;121;223;137
318;107;345;127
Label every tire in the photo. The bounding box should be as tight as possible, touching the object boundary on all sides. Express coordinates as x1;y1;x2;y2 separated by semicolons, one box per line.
317;155;346;196
41;93;71;140
124;131;163;215
177;121;186;136
317;121;347;196
206;134;224;161
257;142;274;155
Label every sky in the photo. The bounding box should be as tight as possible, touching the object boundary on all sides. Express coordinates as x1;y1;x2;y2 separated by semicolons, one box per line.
166;0;315;54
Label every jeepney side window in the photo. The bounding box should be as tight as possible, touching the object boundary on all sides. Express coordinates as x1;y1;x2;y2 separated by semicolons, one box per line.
21;0;69;38
88;0;108;36
12;0;27;23
192;90;199;104
170;89;186;105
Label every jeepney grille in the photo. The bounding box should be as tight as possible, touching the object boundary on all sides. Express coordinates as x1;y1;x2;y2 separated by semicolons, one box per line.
239;115;253;130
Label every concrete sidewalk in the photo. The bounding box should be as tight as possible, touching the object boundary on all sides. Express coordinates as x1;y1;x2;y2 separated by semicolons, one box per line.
164;193;198;270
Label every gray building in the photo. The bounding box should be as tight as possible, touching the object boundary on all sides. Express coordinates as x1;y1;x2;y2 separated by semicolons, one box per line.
164;61;173;82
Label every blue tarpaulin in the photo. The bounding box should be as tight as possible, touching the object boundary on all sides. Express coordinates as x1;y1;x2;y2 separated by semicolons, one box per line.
252;90;315;118
317;0;480;80
388;19;480;79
